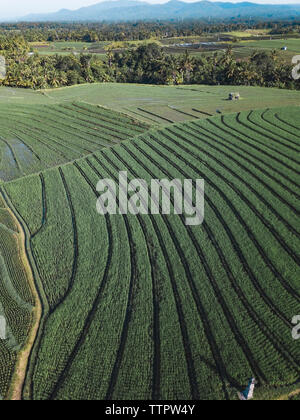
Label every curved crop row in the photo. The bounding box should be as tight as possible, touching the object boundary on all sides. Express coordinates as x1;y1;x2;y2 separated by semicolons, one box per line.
123;136;299;381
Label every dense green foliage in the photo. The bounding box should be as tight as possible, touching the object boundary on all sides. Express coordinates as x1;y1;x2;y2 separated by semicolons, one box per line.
1;32;299;89
110;44;298;88
2;105;299;400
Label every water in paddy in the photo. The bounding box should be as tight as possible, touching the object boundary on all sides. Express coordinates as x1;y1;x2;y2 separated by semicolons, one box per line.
11;139;34;168
0;138;35;182
0;143;19;182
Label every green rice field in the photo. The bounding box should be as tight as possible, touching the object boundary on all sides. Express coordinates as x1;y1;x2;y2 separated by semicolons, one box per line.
0;84;299;400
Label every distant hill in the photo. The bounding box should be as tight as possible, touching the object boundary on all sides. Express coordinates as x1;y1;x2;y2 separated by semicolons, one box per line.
16;1;300;22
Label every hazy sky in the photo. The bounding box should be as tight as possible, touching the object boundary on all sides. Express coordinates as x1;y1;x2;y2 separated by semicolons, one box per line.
1;0;300;19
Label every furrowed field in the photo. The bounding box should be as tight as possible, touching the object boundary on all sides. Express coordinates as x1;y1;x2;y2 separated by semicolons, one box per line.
0;102;149;182
0;84;299;400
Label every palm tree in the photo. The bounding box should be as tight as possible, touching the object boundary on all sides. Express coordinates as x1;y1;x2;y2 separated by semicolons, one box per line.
180;50;194;84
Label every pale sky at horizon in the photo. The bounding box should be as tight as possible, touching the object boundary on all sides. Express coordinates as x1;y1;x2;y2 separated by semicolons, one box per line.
1;0;300;19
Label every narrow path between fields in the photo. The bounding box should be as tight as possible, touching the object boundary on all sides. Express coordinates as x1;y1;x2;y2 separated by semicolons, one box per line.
278;388;300;400
1;192;42;401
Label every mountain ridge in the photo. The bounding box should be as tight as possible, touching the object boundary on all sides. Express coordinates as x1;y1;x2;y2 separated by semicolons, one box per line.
9;1;300;22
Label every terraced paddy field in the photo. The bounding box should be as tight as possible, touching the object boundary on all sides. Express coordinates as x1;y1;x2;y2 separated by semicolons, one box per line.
0;90;299;400
1;84;300;126
0;102;149;181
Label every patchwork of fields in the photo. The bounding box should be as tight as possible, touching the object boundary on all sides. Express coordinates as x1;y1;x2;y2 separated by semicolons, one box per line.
29;36;300;63
233;38;300;62
0;90;299;400
40;84;300;123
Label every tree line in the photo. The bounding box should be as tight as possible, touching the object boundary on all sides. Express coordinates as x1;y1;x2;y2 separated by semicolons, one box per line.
1;21;299;43
0;35;299;90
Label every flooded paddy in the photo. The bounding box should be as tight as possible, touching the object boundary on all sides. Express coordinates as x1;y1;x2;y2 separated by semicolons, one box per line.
0;138;36;182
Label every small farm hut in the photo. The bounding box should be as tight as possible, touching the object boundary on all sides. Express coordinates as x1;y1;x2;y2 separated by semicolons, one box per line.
228;92;241;101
